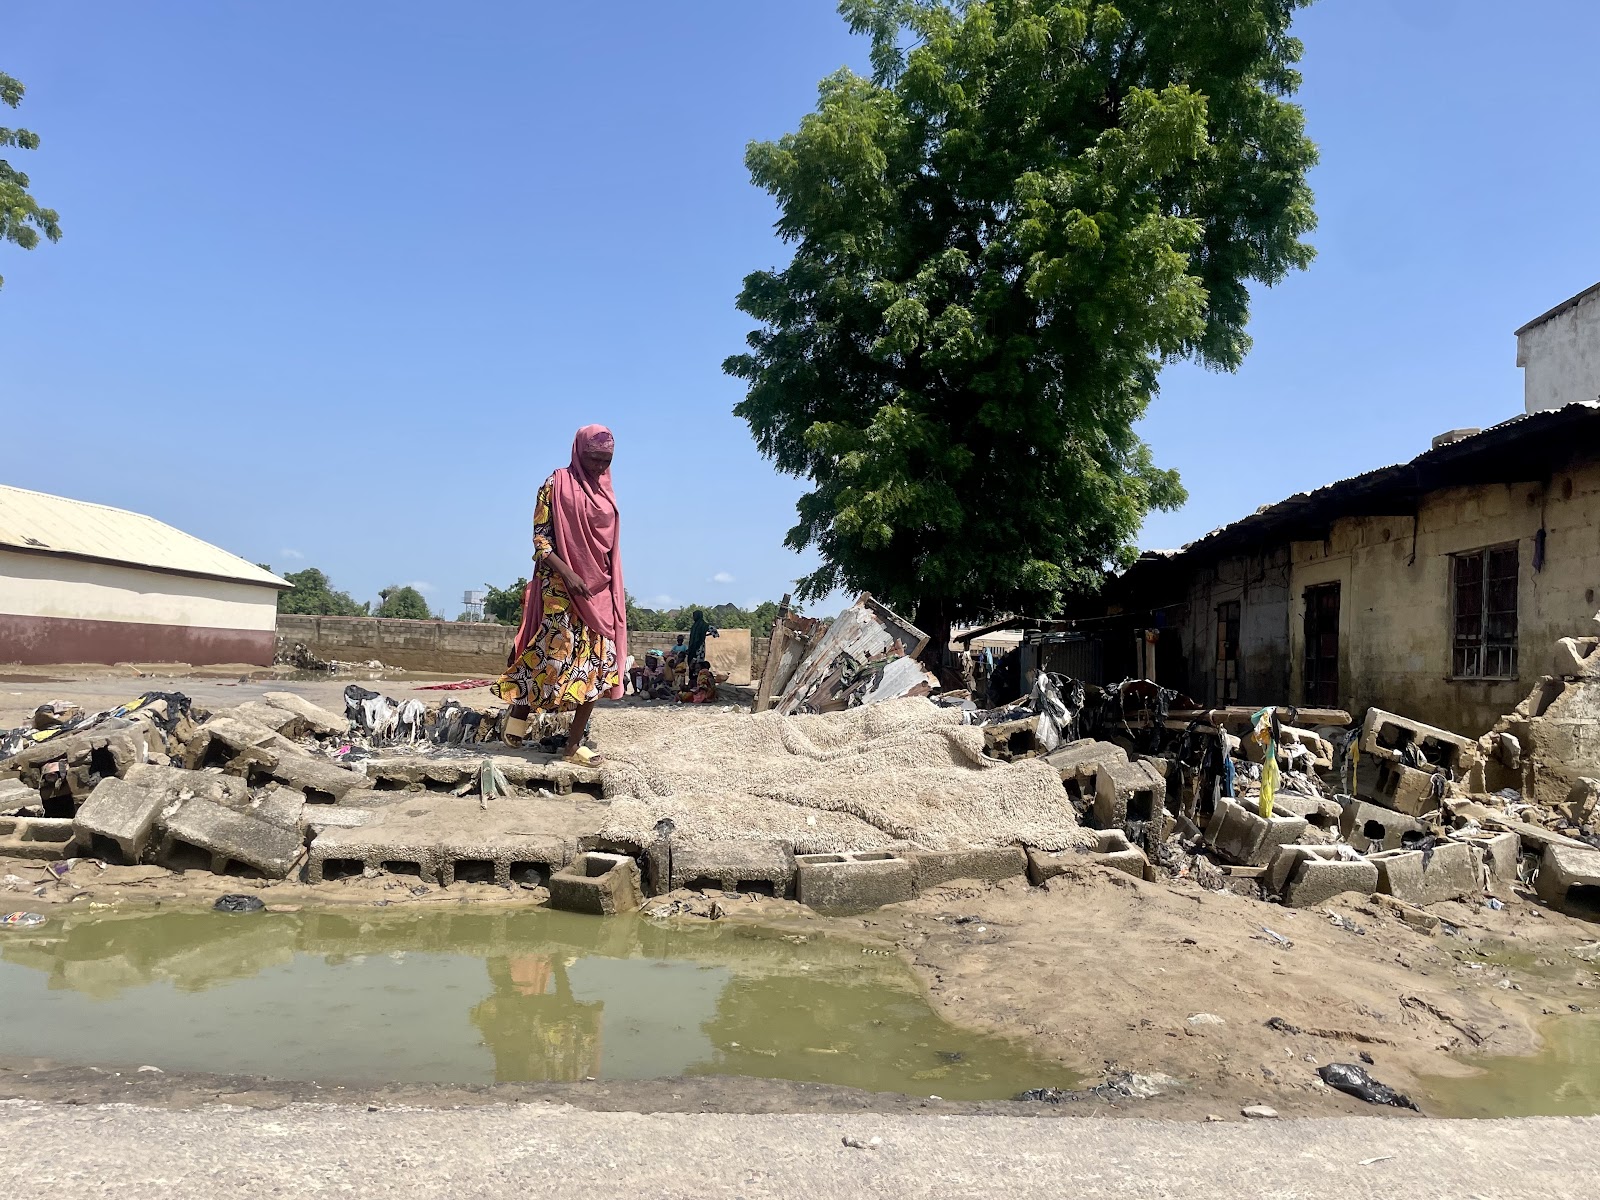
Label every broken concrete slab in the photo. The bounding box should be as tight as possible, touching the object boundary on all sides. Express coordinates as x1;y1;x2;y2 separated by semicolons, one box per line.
1452;830;1520;883
548;852;643;915
0;780;40;814
669;841;796;898
795;851;919;914
1535;843;1600;921
157;799;305;878
259;691;351;738
0;815;75;860
1264;844;1340;895
70;766;187;864
1282;857;1379;909
773;595;929;716
1368;893;1442;935
265;755;365;803
1553;636;1600;679
1340;798;1430;852
1268;793;1342;832
910;846;1028;889
1567;777;1599;825
1419;840;1480;905
1368;850;1427;906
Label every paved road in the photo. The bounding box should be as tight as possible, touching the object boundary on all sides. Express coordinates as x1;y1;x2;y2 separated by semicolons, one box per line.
1;1099;1592;1199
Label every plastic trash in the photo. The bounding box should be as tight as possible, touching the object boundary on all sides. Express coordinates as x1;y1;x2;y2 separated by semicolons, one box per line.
0;912;46;928
213;894;266;914
1317;1062;1420;1111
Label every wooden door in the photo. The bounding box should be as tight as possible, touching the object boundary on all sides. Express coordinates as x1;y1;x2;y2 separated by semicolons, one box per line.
1303;583;1341;708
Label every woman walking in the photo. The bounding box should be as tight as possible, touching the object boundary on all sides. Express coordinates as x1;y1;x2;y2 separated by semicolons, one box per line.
494;425;626;764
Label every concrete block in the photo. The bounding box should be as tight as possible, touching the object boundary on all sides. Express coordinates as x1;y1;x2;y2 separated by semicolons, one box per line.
438;830;569;888
1419;840;1480;905
0;815;75;860
1457;830;1520;883
1359;707;1476;775
1204;798;1307;867
1368;849;1426;906
71;769;181;864
910;846;1028;889
1281;857;1379;909
1268;793;1342;832
157;798;305;878
1043;739;1127;780
266;755;365;803
1093;759;1168;834
1369;893;1442;935
227;701;309;738
1359;759;1447;818
668;841;797;897
0;781;41;814
1264;844;1339;895
1026;842;1147;884
1340;798;1429;851
548;852;643;915
1553;636;1600;679
795;851;919;914
1535;843;1600;921
1090;848;1150;880
260;691;351;737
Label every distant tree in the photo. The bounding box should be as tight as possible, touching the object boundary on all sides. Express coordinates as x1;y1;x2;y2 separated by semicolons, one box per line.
277;567;369;616
1;71;62;290
726;0;1318;643
483;578;528;626
376;585;433;621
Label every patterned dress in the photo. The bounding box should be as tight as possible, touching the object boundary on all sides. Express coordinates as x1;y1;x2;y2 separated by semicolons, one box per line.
494;477;621;711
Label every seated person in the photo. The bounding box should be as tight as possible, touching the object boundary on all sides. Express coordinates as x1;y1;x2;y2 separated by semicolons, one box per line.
628;652;664;697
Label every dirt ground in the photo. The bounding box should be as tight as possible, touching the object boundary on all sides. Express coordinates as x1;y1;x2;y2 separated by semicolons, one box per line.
4;663;1599;1118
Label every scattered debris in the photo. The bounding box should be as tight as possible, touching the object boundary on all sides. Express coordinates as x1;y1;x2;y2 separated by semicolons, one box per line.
1317;1062;1420;1111
213;893;266;914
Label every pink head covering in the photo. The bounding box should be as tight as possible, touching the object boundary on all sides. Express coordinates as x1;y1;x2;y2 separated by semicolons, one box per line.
513;424;628;700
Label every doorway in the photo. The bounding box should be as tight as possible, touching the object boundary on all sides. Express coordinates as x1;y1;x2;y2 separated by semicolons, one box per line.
1303;582;1341;708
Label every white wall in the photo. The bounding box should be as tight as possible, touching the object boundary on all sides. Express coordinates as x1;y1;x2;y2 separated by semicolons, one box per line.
1518;287;1600;413
0;549;278;632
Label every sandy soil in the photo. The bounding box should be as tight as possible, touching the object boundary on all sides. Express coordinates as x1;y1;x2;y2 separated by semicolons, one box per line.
4;664;1600;1118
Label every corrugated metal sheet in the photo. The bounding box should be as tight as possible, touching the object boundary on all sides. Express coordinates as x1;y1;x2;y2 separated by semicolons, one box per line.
0;484;288;589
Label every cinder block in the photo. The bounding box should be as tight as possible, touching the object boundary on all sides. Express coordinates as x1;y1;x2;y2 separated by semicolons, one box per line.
1450;830;1520;883
260;691;352;737
1269;793;1343;831
265;755;365;803
71;768;183;864
1369;849;1427;906
157;798;305;878
306;825;440;884
1535;843;1600;921
910;846;1028;889
1358;759;1448;817
1044;740;1128;780
1419;840;1479;904
1340;798;1429;851
795;851;919;914
0;815;75;860
548;852;643;915
1090;848;1150;880
1204;797;1307;867
668;841;796;897
438;830;570;888
1265;844;1339;895
1093;759;1169;835
1359;708;1476;775
1281;857;1379;908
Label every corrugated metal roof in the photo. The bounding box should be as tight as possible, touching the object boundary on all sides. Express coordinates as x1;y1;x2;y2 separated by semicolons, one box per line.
0;484;289;589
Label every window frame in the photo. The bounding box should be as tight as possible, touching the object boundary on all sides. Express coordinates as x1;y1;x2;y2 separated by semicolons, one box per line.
1449;542;1519;681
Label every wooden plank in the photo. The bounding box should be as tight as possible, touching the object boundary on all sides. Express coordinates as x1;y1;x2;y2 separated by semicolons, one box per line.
1168;706;1352;728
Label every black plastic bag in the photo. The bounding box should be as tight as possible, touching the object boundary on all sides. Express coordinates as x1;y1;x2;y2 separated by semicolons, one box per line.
1318;1062;1419;1110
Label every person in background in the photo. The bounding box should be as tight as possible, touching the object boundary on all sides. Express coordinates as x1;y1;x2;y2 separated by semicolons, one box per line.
686;610;718;671
493;425;626;765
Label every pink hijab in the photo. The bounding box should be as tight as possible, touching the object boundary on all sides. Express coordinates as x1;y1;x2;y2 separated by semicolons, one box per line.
513;424;627;700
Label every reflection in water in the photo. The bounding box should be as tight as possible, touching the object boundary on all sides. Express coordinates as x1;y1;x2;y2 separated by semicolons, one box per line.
0;907;1072;1099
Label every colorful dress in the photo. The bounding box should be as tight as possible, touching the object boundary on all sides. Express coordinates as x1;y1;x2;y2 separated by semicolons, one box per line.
494;477;621;711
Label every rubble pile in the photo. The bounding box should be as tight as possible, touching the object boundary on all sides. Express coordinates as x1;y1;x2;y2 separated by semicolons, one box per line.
972;618;1600;925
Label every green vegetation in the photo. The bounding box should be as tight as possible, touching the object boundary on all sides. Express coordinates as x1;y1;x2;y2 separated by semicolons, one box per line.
478;580;785;640
276;568;369;617
375;585;433;621
726;0;1318;637
1;70;61;289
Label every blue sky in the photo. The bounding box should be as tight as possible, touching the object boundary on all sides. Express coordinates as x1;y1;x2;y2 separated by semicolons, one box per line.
4;1;1598;617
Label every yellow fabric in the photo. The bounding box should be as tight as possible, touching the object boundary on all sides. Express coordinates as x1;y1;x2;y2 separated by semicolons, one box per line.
1250;707;1278;818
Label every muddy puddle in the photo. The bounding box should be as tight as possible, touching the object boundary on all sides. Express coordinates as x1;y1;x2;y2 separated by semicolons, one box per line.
1423;1016;1600;1118
0;906;1072;1100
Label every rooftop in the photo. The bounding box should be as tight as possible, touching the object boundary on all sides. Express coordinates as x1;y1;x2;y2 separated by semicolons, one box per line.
0;484;289;590
1514;280;1600;337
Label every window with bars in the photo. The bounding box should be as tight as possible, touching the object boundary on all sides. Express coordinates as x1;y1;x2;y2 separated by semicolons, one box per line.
1451;544;1518;679
1215;601;1240;703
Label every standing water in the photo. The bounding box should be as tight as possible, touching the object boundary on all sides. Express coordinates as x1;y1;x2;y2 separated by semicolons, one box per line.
0;906;1074;1100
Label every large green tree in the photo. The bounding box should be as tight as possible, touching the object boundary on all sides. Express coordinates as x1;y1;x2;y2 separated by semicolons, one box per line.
726;0;1317;634
1;71;62;289
276;567;369;617
376;585;433;621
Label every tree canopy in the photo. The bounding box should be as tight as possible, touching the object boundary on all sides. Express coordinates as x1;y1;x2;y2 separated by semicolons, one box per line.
376;585;433;621
1;70;62;290
726;0;1317;631
276;568;369;617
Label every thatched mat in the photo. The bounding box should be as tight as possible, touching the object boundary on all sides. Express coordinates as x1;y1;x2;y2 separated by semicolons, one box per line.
590;697;1091;855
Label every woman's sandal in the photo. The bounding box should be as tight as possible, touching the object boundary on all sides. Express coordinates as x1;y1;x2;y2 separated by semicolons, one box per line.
564;745;604;766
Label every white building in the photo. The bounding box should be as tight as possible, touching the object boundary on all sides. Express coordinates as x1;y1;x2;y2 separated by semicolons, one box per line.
0;484;289;667
1516;280;1600;414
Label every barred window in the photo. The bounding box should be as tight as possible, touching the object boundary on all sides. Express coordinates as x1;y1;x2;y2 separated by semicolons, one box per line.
1215;601;1240;703
1452;544;1518;679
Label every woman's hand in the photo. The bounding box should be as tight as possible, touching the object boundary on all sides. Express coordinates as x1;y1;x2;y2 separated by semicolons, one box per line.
567;575;595;600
